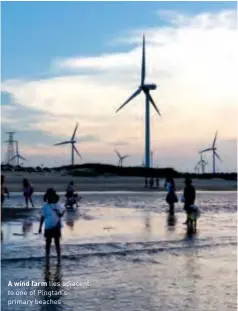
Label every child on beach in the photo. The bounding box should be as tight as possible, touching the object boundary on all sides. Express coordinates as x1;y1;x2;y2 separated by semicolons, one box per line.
39;188;65;264
165;177;178;215
22;178;34;208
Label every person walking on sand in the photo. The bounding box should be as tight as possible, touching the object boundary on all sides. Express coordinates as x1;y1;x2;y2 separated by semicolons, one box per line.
165;177;178;215
1;175;9;207
23;178;34;208
39;188;65;265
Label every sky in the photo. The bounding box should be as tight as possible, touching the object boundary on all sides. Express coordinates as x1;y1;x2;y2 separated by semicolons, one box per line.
1;1;237;172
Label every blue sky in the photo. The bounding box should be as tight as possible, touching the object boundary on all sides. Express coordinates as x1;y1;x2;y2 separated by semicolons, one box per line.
1;1;237;171
2;1;236;79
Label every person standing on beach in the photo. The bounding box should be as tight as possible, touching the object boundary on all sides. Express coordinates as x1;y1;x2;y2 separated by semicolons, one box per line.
156;176;160;189
165;177;178;215
23;178;34;208
144;177;148;188
1;175;9;207
1;175;9;241
149;177;154;189
39;188;65;265
183;177;196;224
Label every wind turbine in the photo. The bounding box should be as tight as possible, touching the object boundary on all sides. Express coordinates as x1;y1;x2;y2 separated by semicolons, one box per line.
116;35;161;168
54;123;82;166
200;131;221;174
114;149;128;167
11;141;26;166
196;153;208;174
194;164;200;174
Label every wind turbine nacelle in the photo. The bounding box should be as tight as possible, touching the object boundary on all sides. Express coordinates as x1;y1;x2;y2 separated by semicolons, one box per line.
143;84;157;91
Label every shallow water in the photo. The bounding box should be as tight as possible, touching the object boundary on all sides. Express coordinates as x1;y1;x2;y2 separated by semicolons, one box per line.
1;191;237;311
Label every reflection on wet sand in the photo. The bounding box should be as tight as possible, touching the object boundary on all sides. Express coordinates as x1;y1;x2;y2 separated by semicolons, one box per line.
144;211;151;231
64;209;82;231
22;220;33;236
39;263;64;311
166;212;177;231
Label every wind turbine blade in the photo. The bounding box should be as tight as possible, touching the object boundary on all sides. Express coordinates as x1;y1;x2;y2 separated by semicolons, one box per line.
141;35;146;86
19;155;26;160
54;141;71;146
200;148;212;153
11;156;17;161
73;146;82;159
214;152;222;161
114;149;121;158
71;123;79;140
122;155;129;160
148;92;161;116
212;131;218;148
116;88;141;113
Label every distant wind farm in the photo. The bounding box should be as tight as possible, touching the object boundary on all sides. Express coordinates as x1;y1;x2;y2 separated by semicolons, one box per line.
1;37;230;174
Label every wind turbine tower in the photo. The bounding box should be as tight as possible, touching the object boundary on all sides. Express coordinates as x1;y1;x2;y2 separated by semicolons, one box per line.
116;35;161;168
150;149;156;168
54;123;82;166
4;132;16;165
200;131;221;174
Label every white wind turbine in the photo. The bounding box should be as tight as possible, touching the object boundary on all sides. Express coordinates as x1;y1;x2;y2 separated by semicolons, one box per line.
116;35;161;168
54;123;82;166
11;141;26;166
200;131;221;174
114;149;129;167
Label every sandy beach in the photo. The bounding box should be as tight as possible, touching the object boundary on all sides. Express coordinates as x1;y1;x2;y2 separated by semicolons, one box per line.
2;172;237;192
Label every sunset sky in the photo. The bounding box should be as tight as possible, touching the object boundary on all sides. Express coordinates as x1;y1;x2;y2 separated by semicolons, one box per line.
1;1;237;172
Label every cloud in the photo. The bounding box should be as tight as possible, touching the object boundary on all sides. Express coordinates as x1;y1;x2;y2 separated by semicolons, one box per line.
1;9;237;170
77;135;100;143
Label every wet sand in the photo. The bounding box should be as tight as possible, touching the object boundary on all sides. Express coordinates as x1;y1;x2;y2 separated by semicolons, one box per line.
2;172;237;192
1;191;237;311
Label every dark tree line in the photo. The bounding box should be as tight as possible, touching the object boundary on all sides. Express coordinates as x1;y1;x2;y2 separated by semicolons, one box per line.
1;163;237;180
